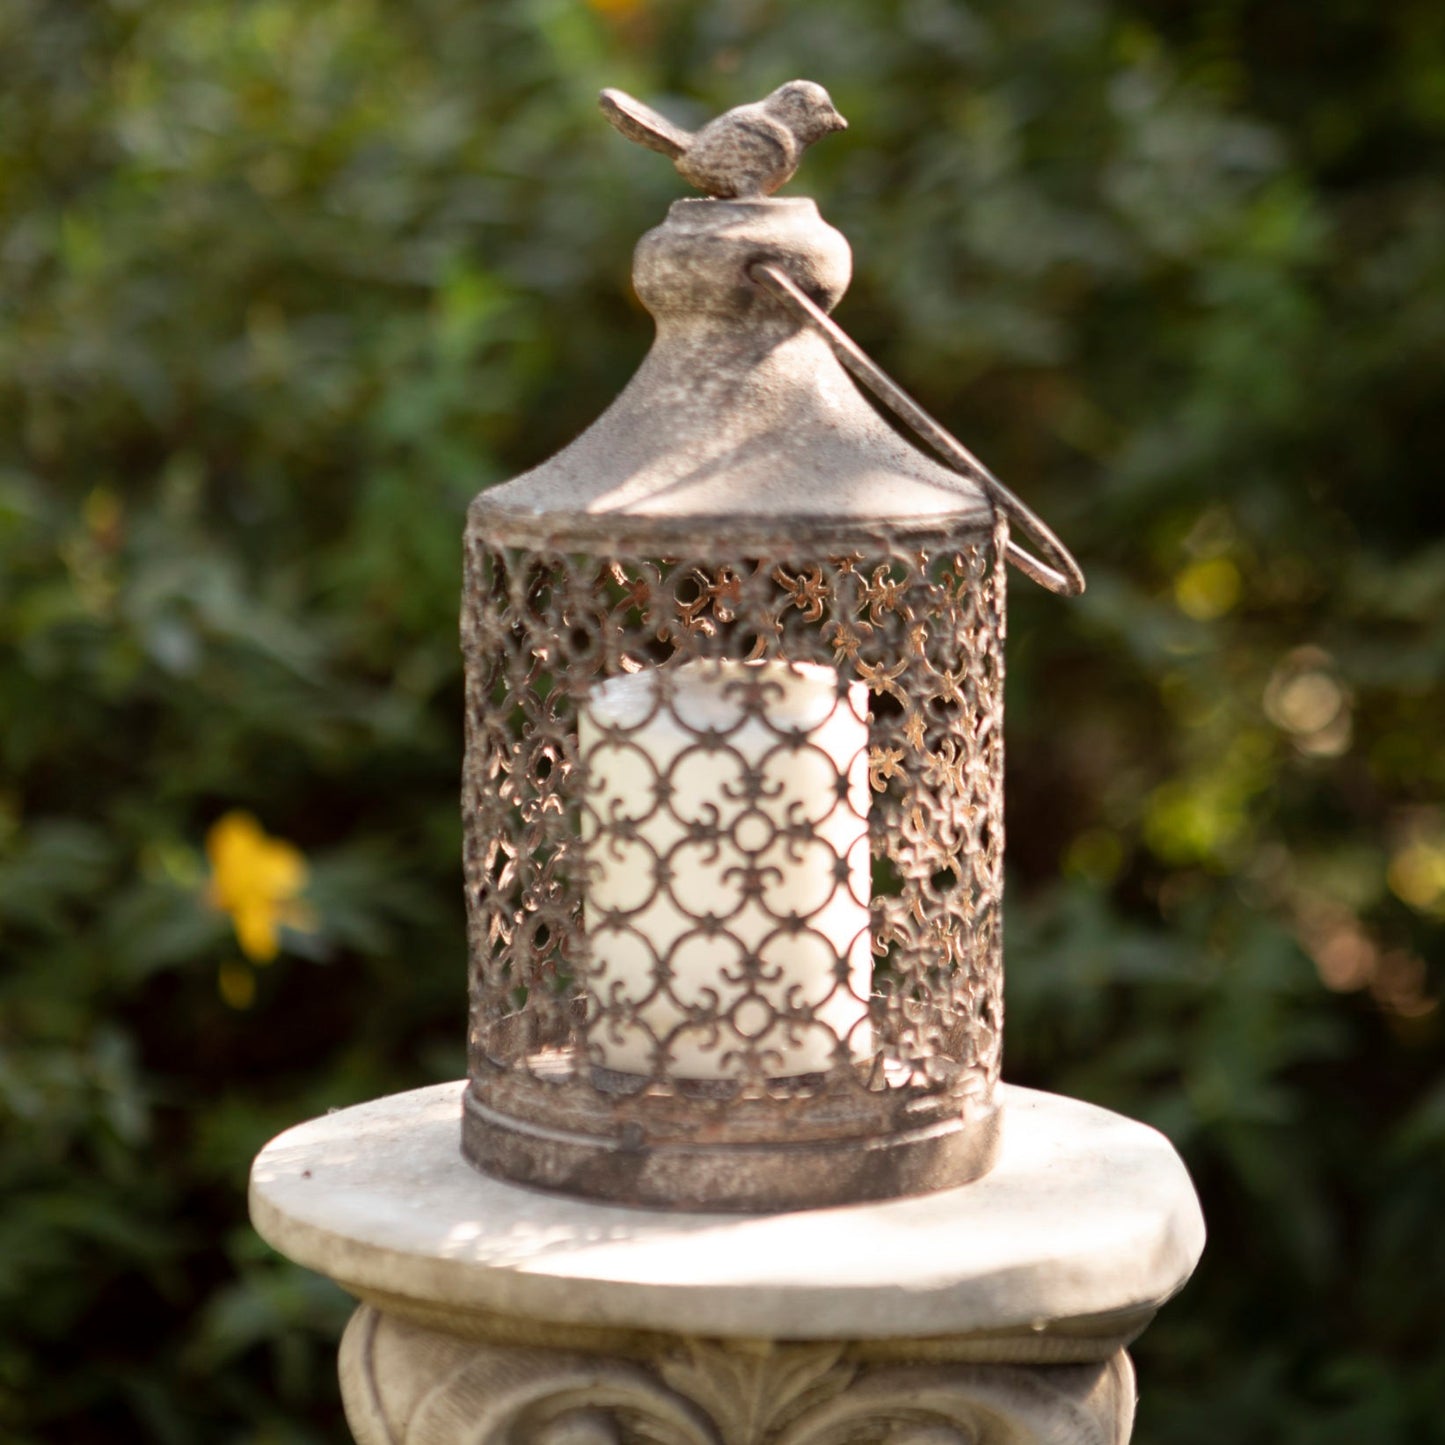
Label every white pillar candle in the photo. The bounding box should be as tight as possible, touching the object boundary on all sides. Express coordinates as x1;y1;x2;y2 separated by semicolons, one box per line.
578;658;871;1080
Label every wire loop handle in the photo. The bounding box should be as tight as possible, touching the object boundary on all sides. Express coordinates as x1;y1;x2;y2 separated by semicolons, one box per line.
748;261;1085;597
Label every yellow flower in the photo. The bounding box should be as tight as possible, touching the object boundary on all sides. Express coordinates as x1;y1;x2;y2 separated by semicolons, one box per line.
204;811;315;963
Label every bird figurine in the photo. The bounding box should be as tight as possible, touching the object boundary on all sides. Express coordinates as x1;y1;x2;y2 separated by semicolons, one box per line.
598;80;847;199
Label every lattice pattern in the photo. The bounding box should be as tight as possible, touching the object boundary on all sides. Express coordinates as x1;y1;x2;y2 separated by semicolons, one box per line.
461;519;1006;1152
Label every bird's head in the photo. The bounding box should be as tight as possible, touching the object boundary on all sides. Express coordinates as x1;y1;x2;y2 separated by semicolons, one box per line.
766;81;848;144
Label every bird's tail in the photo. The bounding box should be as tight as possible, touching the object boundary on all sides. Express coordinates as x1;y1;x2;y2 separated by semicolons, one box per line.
598;89;692;160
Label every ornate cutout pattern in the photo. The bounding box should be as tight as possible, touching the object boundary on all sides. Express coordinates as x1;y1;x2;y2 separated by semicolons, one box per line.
460;521;1008;1161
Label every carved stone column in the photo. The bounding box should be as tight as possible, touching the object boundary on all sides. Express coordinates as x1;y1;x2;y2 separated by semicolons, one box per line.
249;1084;1203;1444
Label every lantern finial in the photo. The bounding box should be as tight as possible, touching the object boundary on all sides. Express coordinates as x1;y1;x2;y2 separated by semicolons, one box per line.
598;80;847;198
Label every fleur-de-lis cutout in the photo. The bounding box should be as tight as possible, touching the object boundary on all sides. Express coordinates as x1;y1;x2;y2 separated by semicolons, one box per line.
859;564;907;624
774;563;829;622
869;745;906;792
855;656;908;700
901;710;928;753
922;737;969;794
824;620;865;665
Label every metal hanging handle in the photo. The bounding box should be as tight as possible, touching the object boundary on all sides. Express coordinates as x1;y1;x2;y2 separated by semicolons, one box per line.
748;261;1086;597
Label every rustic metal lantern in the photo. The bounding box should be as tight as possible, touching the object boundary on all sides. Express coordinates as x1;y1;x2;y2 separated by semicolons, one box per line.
460;87;1082;1212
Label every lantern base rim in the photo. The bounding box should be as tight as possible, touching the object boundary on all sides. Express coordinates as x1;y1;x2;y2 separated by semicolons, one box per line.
459;1081;1001;1212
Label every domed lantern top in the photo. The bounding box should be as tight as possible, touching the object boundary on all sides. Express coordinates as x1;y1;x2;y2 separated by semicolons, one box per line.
473;195;994;546
459;84;1082;1212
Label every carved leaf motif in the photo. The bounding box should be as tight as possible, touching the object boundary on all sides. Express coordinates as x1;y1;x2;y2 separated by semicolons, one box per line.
341;1305;1133;1445
657;1342;856;1445
773;1361;1129;1445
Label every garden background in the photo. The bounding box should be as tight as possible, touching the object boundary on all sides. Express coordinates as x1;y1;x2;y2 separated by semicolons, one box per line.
3;1;1443;1440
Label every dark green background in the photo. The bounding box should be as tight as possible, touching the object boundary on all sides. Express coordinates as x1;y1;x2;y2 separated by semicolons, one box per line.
3;1;1443;1440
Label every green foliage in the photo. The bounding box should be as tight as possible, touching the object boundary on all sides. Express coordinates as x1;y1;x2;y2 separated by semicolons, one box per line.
2;0;1442;1439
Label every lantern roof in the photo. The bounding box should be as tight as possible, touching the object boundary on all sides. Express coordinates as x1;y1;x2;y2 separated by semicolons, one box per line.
472;197;994;546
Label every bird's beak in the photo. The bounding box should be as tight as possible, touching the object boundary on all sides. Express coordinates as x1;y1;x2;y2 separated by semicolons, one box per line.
828;110;849;132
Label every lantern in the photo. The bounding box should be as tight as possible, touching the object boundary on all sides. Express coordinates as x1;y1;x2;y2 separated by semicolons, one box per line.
459;91;1081;1212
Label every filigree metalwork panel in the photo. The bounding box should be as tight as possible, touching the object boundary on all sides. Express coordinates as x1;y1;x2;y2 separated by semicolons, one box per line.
460;516;1007;1202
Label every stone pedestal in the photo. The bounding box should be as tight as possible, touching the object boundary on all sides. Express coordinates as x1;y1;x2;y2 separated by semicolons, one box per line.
249;1083;1203;1444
